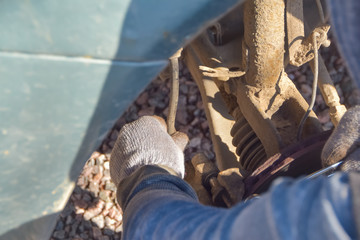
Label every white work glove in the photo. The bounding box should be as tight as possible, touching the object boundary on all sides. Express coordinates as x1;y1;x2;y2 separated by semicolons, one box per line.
110;116;188;187
322;105;360;171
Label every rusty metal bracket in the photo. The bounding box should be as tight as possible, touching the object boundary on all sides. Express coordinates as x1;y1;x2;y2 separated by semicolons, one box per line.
199;66;246;81
291;25;331;67
167;48;183;135
287;0;331;67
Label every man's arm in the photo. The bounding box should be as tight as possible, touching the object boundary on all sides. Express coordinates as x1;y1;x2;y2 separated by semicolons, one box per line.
110;111;360;240
119;165;356;240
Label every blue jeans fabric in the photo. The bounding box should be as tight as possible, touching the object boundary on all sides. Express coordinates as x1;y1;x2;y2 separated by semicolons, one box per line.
120;168;357;240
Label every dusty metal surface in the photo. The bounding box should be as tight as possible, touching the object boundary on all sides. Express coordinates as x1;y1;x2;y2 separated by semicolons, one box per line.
311;57;346;125
290;25;331;67
243;0;285;87
167;49;183;135
184;0;325;173
183;0;346;207
287;0;305;66
233;72;323;159
184;37;240;170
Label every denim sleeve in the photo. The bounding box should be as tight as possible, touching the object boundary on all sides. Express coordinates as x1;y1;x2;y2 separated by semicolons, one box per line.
118;166;357;240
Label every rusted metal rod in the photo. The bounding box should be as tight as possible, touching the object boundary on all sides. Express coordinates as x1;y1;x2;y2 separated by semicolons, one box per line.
167;48;182;135
244;0;285;87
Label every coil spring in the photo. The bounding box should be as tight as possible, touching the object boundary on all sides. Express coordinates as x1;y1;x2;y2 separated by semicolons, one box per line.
231;108;267;172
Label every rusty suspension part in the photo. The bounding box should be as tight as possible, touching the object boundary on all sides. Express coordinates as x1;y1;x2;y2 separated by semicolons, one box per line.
243;0;285;87
287;0;346;126
167;48;182;135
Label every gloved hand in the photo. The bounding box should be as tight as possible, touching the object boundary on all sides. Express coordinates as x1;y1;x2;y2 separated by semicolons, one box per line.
110;116;188;187
322;105;360;171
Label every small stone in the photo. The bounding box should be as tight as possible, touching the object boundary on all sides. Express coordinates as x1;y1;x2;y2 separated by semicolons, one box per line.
323;121;334;131
54;220;64;231
92;226;103;238
162;107;169;116
190;117;199;126
97;155;107;165
78;222;85;232
91;215;105;228
101;143;112;154
103;169;111;178
204;150;215;160
108;140;115;148
296;75;307;84
83;220;93;230
65;215;73;225
83;201;104;220
105;216;117;228
75;208;85;215
70;221;80;237
178;95;187;106
335;85;344;99
75;214;83;221
60;204;74;218
92;165;100;175
110;130;119;141
114;211;123;222
105;201;114;210
108;206;121;219
188;95;197;104
103;228;115;236
53;230;66;239
88;158;96;167
77;175;88;188
99;190;112;202
99;236;110;240
348;89;360;106
148;98;166;108
138;107;155;117
180;84;189;94
201;120;209;130
201;140;212;151
315;94;325;107
82;166;93;177
176;110;188;125
115;224;123;233
93;172;103;182
91;151;101;159
74;199;88;210
103;161;110;170
79;232;89;239
82;193;92;202
193;109;202;117
88;182;99;196
136;92;149;105
189;137;202;148
105;181;117;192
300;84;312;100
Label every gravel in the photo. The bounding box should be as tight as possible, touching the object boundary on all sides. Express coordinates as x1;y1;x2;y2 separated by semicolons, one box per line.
51;32;359;240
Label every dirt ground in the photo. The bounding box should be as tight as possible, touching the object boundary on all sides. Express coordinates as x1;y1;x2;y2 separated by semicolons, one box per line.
50;33;360;240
